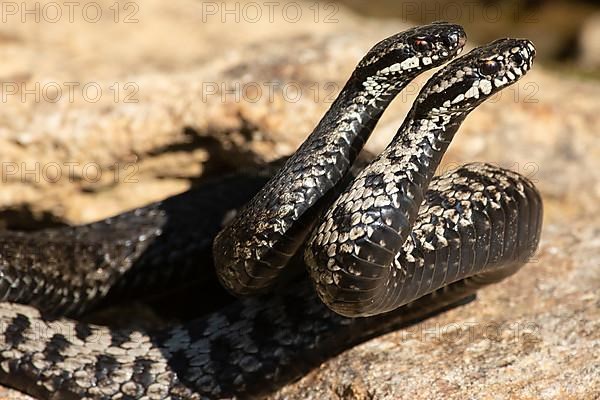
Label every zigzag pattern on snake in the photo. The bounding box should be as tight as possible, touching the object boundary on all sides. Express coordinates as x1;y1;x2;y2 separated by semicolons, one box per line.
0;23;542;399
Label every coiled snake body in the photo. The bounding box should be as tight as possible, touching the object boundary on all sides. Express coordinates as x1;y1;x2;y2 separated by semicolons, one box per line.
0;23;541;399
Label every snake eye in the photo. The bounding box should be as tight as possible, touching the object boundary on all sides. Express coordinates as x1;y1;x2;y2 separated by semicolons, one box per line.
480;60;501;76
413;37;431;52
510;53;524;66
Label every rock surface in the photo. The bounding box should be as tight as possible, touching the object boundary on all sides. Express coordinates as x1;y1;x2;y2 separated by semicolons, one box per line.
0;1;599;399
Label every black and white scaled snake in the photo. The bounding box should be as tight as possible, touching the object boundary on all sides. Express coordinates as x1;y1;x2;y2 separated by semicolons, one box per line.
0;23;542;399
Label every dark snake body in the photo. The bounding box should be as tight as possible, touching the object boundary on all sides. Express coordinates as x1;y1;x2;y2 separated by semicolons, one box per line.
213;23;467;295
0;25;542;400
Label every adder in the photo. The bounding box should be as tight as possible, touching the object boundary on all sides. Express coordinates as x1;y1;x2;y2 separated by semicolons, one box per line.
0;23;541;399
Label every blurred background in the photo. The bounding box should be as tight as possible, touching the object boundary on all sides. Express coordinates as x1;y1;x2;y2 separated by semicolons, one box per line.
341;0;600;76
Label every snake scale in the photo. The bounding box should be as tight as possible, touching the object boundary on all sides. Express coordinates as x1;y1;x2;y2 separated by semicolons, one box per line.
0;23;542;399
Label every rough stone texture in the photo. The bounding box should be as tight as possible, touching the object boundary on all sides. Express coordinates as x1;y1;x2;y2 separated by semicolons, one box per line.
0;1;599;399
270;220;600;399
0;0;369;225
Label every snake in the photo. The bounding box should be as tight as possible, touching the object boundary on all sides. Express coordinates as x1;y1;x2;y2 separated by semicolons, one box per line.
0;24;542;400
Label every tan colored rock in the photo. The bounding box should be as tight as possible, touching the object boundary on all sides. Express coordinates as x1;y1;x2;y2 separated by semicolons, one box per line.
270;218;600;399
0;1;599;399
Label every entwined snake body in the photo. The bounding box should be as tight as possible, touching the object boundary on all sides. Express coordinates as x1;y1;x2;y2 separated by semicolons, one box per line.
0;23;542;399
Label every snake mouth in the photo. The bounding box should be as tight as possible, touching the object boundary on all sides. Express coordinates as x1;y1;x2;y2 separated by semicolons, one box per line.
442;24;467;57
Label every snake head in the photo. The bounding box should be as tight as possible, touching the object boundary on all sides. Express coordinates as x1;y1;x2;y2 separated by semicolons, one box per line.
356;22;467;82
415;38;536;117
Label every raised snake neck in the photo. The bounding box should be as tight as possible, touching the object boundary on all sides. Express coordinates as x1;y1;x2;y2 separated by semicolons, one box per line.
0;31;542;400
213;23;467;296
306;38;539;316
